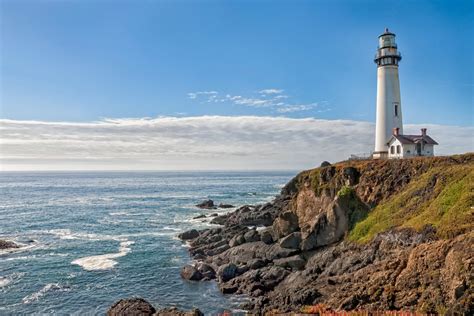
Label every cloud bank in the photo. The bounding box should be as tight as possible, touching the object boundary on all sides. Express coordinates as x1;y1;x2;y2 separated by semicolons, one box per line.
0;116;472;171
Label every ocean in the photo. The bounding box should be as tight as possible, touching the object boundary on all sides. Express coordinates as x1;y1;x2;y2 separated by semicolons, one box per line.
0;171;295;315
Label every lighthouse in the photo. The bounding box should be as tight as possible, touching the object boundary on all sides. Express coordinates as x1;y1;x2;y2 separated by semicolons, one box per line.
373;28;403;159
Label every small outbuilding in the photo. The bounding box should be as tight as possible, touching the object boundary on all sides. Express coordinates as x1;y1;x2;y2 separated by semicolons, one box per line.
387;128;438;159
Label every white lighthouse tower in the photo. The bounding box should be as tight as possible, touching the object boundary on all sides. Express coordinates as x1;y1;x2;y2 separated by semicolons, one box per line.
373;28;403;159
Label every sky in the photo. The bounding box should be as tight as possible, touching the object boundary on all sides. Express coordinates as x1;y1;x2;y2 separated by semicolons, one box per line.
0;0;473;171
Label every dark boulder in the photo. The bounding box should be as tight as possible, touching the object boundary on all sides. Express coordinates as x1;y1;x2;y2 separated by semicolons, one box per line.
320;161;331;167
180;265;203;281
274;255;306;270
178;229;199;240
244;229;261;243
196;199;216;209
192;214;206;219
260;227;274;244
210;215;227;225
196;262;216;280
0;240;19;250
217;263;238;282
279;232;302;249
107;298;156;316
343;166;360;185
229;234;246;247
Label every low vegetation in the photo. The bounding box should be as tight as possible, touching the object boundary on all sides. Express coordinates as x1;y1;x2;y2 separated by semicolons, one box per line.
349;164;473;243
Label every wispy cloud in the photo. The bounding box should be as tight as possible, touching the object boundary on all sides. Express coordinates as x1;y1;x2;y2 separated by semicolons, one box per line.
187;89;327;113
1;116;472;171
187;91;218;99
276;104;318;113
259;89;284;95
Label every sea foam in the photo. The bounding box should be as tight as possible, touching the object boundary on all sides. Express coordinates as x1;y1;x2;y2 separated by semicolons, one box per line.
0;276;11;288
71;240;134;271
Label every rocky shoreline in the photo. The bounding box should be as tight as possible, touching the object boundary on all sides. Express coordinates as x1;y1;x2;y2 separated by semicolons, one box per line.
109;154;473;314
176;156;472;314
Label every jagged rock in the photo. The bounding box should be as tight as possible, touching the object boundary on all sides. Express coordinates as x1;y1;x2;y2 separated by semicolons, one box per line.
196;199;216;209
293;184;369;252
259;266;291;289
209;213;218;217
247;258;268;270
260;227;274;244
221;204;277;227
266;244;300;260
279;232;301;249
299;197;349;251
244;229;260;243
320;161;331;167
210;215;227;225
229;234;245;247
274;255;306;270
107;298;156;316
273;211;299;239
217;263;238;282
0;240;19;249
218;203;234;208
343;166;360;185
320;166;336;182
188;226;248;257
193;214;206;219
180;265;203;281
219;266;291;296
178;229;199;240
206;244;230;256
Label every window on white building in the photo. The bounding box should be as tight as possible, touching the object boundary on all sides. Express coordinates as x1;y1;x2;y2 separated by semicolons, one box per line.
390;146;395;154
396;145;401;154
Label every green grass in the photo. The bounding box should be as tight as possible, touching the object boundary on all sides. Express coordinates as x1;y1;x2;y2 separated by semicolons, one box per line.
337;186;369;230
348;164;474;243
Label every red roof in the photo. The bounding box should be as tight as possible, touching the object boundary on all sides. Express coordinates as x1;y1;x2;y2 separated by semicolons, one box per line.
388;134;439;145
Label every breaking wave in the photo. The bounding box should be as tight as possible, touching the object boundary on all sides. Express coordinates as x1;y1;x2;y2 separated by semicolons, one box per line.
22;283;69;304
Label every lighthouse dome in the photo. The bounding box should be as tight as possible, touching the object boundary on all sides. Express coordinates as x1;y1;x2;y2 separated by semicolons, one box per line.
378;28;397;48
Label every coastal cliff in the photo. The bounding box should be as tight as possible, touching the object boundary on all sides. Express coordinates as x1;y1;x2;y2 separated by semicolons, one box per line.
111;154;473;314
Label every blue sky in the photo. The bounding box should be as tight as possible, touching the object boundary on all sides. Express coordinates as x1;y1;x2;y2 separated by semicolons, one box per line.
0;0;473;171
1;0;472;125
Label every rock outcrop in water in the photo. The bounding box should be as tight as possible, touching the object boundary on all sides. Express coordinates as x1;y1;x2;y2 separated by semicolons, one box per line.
196;200;216;209
0;240;19;250
107;298;203;316
107;298;156;316
177;154;473;314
